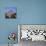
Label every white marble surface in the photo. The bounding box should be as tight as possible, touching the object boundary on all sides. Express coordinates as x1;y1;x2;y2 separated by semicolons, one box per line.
13;44;18;46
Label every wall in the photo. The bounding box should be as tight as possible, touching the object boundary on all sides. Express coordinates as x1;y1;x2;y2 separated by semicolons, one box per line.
0;0;46;44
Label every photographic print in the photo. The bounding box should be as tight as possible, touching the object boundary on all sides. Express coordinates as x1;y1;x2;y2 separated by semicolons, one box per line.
5;7;16;19
18;24;46;41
